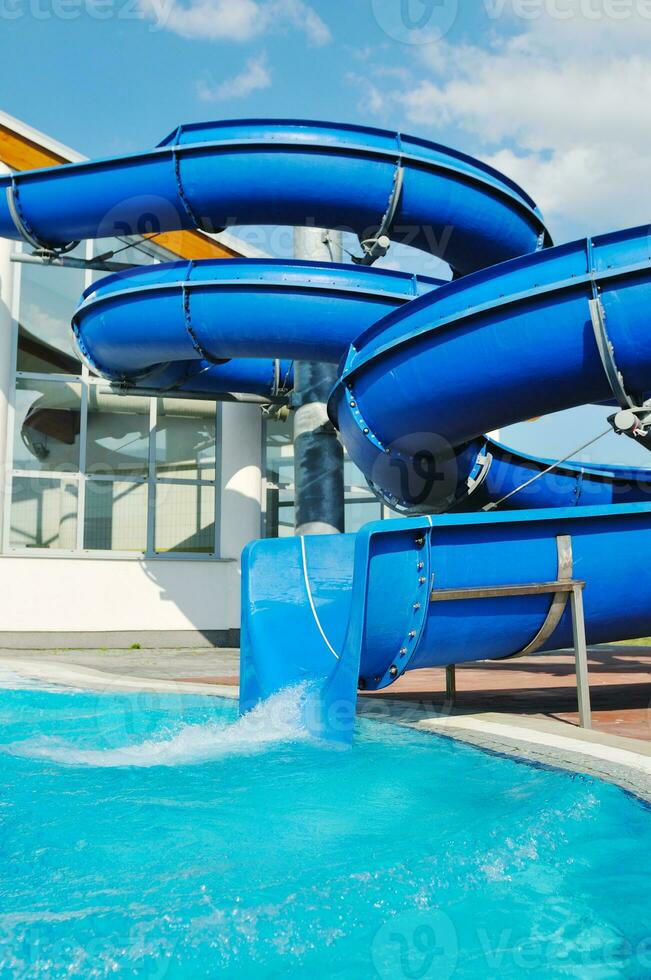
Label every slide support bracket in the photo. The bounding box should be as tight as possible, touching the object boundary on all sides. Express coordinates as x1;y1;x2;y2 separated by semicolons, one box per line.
6;181;79;258
430;535;592;728
353;162;404;266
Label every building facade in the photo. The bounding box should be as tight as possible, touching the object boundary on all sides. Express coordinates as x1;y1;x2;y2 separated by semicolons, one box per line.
0;113;387;644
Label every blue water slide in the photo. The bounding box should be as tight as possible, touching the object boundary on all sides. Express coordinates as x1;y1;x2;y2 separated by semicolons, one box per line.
73;250;651;513
72;258;441;395
4;118;651;741
73;250;651;506
241;503;651;740
131;357;297;401
72;248;651;506
461;437;651;510
331;225;651;511
0;119;550;277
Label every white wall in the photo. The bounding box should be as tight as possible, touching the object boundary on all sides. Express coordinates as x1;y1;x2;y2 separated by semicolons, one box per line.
0;555;240;633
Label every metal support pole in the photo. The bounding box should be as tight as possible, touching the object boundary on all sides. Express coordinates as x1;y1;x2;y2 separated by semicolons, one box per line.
293;227;345;536
570;585;592;729
445;664;456;705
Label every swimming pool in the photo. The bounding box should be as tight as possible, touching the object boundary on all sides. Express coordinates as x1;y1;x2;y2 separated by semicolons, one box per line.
1;675;650;979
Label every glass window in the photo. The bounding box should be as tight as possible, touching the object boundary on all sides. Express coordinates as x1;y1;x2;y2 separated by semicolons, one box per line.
10;477;78;550
266;487;295;539
156;398;217;481
13;379;82;473
17;246;85;374
84;480;148;552
7;238;223;558
265;417;295;537
86;389;150;478
344;458;383;533
155;483;215;554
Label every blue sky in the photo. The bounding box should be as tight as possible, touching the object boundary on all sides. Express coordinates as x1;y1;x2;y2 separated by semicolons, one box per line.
2;2;496;160
3;0;651;464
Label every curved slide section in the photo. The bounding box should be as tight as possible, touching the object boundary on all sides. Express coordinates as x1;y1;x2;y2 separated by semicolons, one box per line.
72;259;441;393
132;357;297;402
73;250;651;508
332;225;651;511
74;250;651;507
0;120;549;278
367;435;651;514
241;503;651;741
463;438;651;511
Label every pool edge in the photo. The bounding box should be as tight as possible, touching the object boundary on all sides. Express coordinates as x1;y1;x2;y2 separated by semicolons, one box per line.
3;657;650;804
0;657;239;700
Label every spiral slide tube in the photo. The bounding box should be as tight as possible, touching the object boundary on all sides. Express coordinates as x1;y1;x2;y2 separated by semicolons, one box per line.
72;258;441;399
0;119;549;277
72;250;651;508
4;120;651;741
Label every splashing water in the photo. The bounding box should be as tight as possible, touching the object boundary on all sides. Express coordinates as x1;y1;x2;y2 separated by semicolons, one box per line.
5;684;312;768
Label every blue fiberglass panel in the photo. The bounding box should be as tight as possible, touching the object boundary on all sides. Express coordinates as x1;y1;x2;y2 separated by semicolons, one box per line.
330;225;651;507
0;120;549;274
73;260;440;379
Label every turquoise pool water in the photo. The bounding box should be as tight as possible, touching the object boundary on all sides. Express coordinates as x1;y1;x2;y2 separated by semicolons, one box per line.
1;675;650;979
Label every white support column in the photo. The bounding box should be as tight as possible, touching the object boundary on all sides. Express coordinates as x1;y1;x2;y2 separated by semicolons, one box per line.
0;164;15;553
219;401;263;560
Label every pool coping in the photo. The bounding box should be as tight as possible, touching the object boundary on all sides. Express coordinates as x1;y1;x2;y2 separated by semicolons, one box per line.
3;657;651;804
0;658;238;700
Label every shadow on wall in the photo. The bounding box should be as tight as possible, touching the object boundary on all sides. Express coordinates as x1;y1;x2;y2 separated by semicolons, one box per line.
137;467;264;648
137;555;241;648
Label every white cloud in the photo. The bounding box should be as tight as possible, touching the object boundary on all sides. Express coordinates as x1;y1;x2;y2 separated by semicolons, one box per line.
269;0;331;46
354;11;651;239
141;0;331;46
197;54;272;101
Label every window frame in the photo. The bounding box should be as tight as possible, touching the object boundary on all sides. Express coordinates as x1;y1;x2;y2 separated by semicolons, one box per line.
3;241;223;561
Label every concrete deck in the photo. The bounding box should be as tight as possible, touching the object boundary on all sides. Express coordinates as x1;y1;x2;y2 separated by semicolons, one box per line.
365;644;651;742
0;647;241;684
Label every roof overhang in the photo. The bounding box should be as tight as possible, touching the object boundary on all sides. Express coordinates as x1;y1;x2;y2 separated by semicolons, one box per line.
0;110;257;261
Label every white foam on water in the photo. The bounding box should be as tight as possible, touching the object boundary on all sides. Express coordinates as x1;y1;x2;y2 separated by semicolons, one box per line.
4;684;313;768
0;668;69;694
